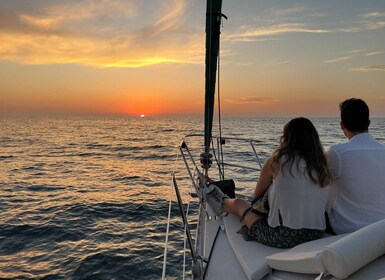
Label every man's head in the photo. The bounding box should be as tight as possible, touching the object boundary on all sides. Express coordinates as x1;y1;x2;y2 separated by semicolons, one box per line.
339;98;370;133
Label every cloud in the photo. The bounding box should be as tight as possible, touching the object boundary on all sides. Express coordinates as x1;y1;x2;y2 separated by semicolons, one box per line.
325;56;351;63
225;97;279;105
0;0;202;68
365;51;385;56
227;23;330;41
265;60;289;66
350;65;385;72
359;11;385;30
268;5;310;17
364;21;385;30
19;14;62;30
227;37;280;43
361;12;385;19
227;8;385;42
230;19;383;43
348;49;366;54
154;0;186;33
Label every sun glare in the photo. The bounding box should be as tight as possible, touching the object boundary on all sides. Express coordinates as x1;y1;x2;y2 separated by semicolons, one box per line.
140;114;145;118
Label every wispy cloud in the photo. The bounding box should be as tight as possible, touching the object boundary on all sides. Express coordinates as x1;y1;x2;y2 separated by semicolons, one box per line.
19;14;62;31
225;97;279;105
268;5;310;17
361;12;385;19
359;11;385;30
233;62;254;66
325;56;351;63
0;0;202;68
228;8;385;42
154;0;186;33
348;49;366;54
365;51;385;56
265;60;289;66
228;23;330;41
350;65;385;72
226;37;280;43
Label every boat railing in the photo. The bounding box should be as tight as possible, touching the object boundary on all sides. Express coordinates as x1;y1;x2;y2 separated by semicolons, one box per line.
162;134;264;279
182;134;263;178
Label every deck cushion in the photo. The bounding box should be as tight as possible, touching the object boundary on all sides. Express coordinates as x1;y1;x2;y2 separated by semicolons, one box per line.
223;215;286;280
266;234;346;274
321;218;385;279
329;255;385;280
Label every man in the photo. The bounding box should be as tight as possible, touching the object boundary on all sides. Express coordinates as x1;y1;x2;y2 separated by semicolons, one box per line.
327;98;385;234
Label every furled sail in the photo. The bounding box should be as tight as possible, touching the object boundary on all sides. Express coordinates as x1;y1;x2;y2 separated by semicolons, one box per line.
202;0;223;170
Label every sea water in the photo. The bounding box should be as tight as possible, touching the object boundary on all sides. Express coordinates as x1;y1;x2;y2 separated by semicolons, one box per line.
1;116;384;279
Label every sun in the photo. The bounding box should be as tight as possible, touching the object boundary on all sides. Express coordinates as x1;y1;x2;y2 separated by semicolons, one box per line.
140;114;145;118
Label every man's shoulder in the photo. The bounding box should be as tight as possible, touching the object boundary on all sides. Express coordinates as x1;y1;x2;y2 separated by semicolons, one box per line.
329;134;385;153
328;142;351;153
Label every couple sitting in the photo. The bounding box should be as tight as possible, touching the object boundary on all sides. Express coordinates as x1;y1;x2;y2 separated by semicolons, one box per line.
204;98;385;249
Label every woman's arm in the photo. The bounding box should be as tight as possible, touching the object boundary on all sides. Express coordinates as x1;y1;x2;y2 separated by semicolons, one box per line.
252;156;276;199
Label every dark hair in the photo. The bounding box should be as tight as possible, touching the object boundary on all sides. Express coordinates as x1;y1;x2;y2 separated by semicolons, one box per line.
272;117;331;187
340;98;369;132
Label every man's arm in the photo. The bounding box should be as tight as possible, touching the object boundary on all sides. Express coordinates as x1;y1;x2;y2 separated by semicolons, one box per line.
326;147;341;179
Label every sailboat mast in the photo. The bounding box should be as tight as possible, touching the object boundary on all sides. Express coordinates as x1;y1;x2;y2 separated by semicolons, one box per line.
202;0;223;175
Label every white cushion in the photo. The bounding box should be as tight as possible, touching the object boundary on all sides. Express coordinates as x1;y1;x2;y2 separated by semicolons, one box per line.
321;218;385;279
266;234;346;274
329;255;385;280
223;215;286;280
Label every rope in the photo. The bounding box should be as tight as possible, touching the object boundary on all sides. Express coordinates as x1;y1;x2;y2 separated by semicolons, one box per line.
203;226;221;279
210;137;224;179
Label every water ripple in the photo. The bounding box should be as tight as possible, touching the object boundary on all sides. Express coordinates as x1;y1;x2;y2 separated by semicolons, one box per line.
1;116;383;279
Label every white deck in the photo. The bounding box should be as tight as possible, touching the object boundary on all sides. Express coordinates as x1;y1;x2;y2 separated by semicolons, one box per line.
198;209;249;279
199;208;286;280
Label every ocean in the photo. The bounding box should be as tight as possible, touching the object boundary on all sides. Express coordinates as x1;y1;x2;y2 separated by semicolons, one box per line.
1;116;384;279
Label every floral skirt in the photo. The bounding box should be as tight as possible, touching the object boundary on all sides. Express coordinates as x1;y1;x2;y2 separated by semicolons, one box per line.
240;218;323;249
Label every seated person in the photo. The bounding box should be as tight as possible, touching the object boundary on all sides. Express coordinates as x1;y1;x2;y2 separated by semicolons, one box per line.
327;98;385;234
204;117;331;248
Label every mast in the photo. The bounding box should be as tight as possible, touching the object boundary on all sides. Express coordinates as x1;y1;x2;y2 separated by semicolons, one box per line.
201;0;224;177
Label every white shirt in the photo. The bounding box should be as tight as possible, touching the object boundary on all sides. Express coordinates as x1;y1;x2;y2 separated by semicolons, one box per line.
327;133;385;234
268;157;328;230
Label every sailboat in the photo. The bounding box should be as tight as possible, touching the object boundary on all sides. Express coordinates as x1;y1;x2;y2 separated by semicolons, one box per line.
162;1;385;279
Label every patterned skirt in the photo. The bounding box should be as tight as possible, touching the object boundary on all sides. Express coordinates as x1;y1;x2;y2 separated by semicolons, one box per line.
242;218;323;249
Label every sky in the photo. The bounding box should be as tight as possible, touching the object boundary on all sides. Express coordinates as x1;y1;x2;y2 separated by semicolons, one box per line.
0;0;384;117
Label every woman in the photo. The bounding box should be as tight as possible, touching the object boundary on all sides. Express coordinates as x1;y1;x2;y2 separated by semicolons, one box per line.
204;117;331;248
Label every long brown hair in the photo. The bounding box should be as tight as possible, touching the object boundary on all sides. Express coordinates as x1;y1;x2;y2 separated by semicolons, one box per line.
272;117;331;187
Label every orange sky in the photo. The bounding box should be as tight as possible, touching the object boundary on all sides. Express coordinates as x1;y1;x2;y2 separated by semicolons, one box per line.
1;0;385;117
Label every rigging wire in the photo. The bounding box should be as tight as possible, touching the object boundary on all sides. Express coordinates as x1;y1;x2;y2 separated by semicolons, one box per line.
203;0;215;183
182;176;194;280
162;153;182;280
205;0;213;163
217;13;225;180
173;152;192;280
161;179;174;280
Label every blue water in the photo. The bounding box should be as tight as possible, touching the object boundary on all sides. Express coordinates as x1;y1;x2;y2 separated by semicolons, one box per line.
1;116;384;279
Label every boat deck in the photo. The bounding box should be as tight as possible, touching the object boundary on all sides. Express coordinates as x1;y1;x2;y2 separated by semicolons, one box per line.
199;206;385;280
